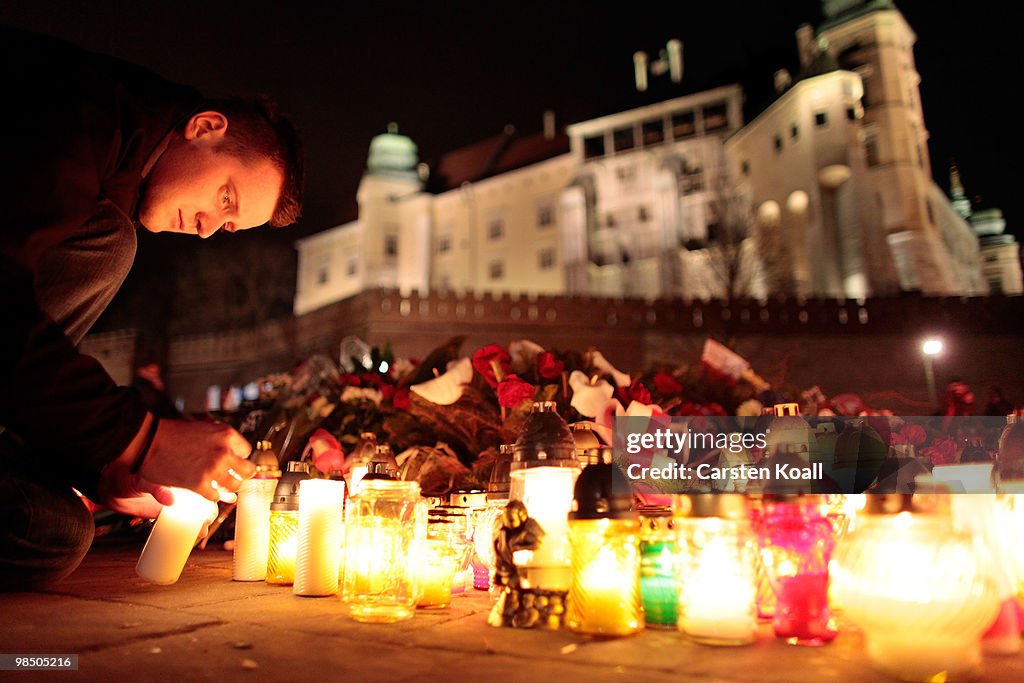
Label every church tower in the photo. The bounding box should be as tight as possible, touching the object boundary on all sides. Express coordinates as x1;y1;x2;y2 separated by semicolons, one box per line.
949;163;972;221
356;123;431;294
818;0;955;293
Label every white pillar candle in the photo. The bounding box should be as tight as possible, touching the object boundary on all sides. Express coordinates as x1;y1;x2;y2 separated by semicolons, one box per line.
233;477;278;581
294;479;345;596
137;488;217;585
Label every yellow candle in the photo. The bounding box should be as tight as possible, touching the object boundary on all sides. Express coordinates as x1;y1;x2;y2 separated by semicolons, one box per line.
567;519;642;637
416;539;455;608
266;510;299;585
294;479;345;597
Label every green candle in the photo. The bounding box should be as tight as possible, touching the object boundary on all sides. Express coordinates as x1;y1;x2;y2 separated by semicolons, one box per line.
640;539;679;627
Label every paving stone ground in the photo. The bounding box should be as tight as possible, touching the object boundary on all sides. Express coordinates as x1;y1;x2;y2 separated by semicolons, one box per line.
1;538;1022;682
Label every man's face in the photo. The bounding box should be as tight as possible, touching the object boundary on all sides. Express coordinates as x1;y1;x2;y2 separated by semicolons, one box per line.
138;113;284;238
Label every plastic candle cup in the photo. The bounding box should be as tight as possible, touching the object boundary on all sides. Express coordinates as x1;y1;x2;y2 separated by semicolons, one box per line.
832;491;1001;681
137;487;218;585
675;495;758;646
294;478;345;597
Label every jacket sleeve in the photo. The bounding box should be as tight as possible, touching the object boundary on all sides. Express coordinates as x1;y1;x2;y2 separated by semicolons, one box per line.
0;252;148;498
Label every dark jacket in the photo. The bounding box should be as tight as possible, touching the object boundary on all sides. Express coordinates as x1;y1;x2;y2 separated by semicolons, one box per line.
0;25;201;494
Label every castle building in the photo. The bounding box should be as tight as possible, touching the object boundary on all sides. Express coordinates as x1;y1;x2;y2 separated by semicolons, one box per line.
295;1;1001;317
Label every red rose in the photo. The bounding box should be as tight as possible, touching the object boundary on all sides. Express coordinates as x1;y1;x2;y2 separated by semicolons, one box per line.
653;371;683;396
922;437;957;466
497;375;536;408
392;387;411;410
536;352;565;380
616;380;652;406
472;344;512;388
338;373;363;387
900;423;927;447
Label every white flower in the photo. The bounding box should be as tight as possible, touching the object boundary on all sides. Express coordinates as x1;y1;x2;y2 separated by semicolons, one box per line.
341;386;382;406
569;370;614;418
588;349;632;388
410;357;473;405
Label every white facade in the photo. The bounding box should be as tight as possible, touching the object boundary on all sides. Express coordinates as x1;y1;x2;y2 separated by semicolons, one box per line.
294;3;997;316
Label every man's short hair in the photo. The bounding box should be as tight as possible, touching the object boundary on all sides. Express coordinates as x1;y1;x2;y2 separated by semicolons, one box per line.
197;96;304;227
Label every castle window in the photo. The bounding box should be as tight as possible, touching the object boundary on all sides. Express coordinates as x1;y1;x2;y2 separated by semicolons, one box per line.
642;119;664;147
537;204;555;228
384;234;398;257
613;126;635;153
584;134;605;159
438;235;451;253
538;248;555;270
790;124;799;139
346;256;358;277
774;135;783;153
846;107;857;121
488;217;504;240
741;161;750;176
815;111;828;127
703;103;729;132
671;111;695;139
489;260;504;280
638;206;650;222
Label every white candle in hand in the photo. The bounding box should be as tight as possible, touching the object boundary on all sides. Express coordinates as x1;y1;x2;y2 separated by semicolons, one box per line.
137;488;217;585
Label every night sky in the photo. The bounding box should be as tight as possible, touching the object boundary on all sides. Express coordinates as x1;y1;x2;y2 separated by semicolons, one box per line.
1;0;1018;328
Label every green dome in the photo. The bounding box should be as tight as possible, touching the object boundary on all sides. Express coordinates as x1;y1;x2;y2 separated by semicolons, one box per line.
367;122;419;179
970;208;1006;237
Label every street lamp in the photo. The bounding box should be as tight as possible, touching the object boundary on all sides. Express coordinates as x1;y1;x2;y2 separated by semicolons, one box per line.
921;338;943;406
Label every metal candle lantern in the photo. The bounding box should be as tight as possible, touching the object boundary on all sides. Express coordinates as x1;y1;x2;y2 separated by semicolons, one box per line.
341;479;423;623
566;462;642;638
266;461;310;586
674;494;758;645
756;494;837;646
831;491;1001;681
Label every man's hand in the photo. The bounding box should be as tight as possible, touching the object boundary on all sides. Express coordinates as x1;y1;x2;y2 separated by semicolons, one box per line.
138;418;256;502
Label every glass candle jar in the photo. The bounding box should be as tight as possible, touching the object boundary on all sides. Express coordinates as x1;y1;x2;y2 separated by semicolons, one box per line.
567;518;643;637
511;402;580;590
341;479;423;623
832;492;1001;681
266;461;310;586
675;494;758;645
757;494;837;646
566;462;642;638
415;538;457;609
637;507;678;629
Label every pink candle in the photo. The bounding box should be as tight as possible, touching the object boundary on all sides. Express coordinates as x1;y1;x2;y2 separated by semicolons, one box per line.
773;573;836;645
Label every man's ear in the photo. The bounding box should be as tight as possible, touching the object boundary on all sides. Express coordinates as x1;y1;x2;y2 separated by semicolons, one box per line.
183;111;229;142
